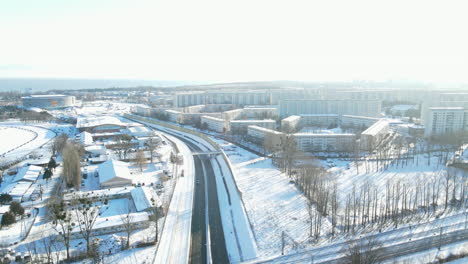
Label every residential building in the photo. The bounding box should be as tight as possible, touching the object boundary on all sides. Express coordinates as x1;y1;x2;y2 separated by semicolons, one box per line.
201;115;227;133
281;115;301;132
247;125;285;150
230;120;276;134
279;99;381;118
293;133;356;152
424;107;467;137
98;160;133;188
341;115;380;129
360;119;390;150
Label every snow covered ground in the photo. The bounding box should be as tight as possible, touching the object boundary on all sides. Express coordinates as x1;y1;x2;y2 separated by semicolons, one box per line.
0;121;75;165
0;126;37;155
0;123;55;163
213;138;325;258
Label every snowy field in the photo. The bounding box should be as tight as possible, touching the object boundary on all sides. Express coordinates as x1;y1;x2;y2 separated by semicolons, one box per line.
0;126;37;155
212;138;323;258
0;121;74;165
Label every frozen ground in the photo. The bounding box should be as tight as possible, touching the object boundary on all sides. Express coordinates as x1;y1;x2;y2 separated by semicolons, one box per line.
0;121;75;165
0;123;55;163
0;126;36;155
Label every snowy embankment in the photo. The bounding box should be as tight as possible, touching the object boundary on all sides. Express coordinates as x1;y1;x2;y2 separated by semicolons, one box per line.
212;139;331;259
126;115;257;263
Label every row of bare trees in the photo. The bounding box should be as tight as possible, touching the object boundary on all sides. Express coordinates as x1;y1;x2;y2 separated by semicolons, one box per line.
295;164;467;240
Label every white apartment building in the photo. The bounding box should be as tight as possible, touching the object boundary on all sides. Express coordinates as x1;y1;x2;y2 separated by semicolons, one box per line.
242;107;278;119
341;115;380;129
247;125;285;149
222;109;244;121
300;114;340;127
360;119;390;150
424;107;467;137
293;133;356;152
230;119;276;134
279;99;381;118
281;115;301;132
174;90;271;107
201;115;227;133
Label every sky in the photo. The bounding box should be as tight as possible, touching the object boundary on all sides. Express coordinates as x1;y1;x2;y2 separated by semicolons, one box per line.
1;0;468;83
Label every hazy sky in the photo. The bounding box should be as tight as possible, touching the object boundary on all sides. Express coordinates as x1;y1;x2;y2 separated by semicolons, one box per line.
1;0;467;83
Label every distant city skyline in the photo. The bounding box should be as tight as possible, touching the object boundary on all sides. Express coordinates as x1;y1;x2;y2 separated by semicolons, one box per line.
1;0;468;84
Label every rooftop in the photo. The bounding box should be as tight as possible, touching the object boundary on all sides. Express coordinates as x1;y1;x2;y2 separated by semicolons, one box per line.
22;94;68;99
362;119;389;136
282;115;301;122
76;115;127;128
131;186;162;212
201;115;225;122
13;165;42;183
98;159;132;185
248;125;284;135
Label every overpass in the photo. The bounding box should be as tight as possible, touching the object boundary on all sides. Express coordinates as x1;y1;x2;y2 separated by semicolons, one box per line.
191;151;222;156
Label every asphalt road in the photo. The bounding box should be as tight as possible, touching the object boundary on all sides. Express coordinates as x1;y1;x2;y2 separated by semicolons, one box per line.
178;137;230;264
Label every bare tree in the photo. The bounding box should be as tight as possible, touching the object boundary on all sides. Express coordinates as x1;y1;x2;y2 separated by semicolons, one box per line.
135;150;147;172
117;134;134;160
51;202;74;262
280;135;298;178
344;236;383;264
120;199;136;249
62;142;82;190
41;233;57;264
51;134;69;155
145;134;160;163
151;197;161;243
74;195;106;255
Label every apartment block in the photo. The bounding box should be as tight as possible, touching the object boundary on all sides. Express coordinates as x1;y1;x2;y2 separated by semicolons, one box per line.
424;107;467;137
293;133;356;152
360;119;390;150
230;120;276;134
201;115;227;133
247;125;285;149
279;99;381;118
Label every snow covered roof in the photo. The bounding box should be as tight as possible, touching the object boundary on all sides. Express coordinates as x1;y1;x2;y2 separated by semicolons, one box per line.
127;126;153;137
248;125;283;135
131;187;162;212
85;145;107;153
201;115;225;122
73;212;149;233
362;119;389;136
98;160;133;185
79;131;94;145
13;165;42;183
6;181;33;198
22;94;68;99
76;115;127;129
282;115;301;122
63;186;135;201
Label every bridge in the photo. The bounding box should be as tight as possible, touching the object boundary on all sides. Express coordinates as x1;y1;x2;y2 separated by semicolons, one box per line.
191;151;222;156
